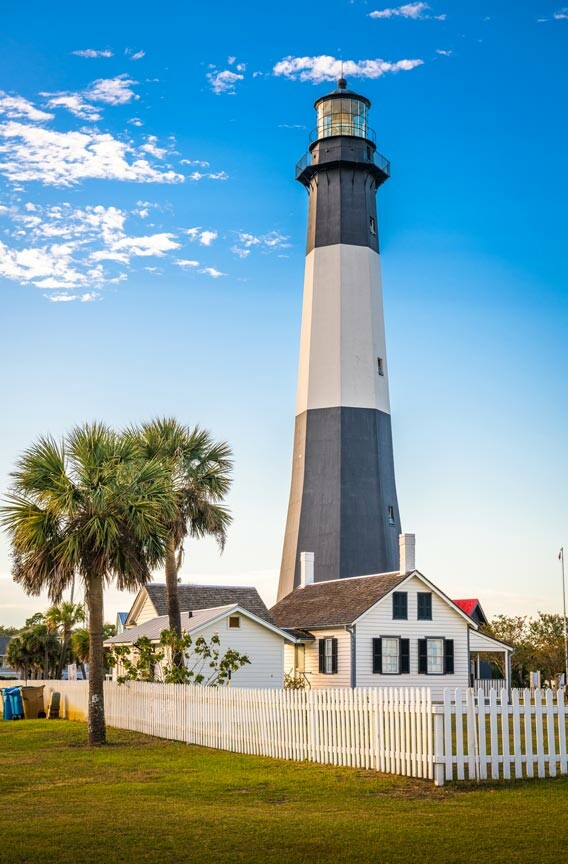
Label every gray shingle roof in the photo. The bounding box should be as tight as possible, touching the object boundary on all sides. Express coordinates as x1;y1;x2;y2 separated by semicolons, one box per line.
143;583;273;623
105;605;237;645
270;571;408;629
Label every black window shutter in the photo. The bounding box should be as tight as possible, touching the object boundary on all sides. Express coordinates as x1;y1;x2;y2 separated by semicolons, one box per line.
393;592;408;620
444;639;454;674
418;639;427;674
399;638;410;674
417;593;432;621
372;638;382;674
331;638;338;674
318;639;325;673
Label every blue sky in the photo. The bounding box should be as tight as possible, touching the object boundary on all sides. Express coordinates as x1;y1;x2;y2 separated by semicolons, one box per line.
1;0;567;625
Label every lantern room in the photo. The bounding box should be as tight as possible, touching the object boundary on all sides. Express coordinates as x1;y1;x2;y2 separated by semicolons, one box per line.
314;77;372;142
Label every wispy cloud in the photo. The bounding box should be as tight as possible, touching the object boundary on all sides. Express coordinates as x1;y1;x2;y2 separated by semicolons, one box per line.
72;49;113;58
554;6;568;17
273;55;423;84
188;169;229;181
0;92;53;122
435;48;452;56
207;57;246;94
176;259;200;269
43;93;102;121
231;230;290;258
125;48;146;61
186;227;218;246
199;266;225;278
0;202;185;301
0;122;184;186
84;74;138;105
369;2;446;19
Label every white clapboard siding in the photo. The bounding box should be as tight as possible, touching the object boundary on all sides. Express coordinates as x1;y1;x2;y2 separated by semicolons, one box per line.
354;575;470;700
303;628;352;689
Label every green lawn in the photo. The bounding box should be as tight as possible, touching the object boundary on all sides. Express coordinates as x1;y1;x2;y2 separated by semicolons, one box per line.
1;721;567;864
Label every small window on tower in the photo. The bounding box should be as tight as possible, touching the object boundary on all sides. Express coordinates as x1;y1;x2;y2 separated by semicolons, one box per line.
369;216;377;235
377;357;384;376
388;506;395;526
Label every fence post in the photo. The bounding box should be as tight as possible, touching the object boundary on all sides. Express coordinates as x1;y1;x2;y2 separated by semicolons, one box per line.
433;705;445;787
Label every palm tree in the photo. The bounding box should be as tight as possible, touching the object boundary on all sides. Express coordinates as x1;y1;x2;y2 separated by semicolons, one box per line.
1;423;177;744
71;627;89;679
131;418;232;656
6;624;59;680
45;601;86;679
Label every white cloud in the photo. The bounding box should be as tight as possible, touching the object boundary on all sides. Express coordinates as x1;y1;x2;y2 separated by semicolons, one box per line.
199;266;225;278
207;68;244;95
186;227;218;246
46;292;78;301
72;49;113;58
180;158;210;167
140;135;168;159
188;169;228;181
0;122;184;186
43;93;102;121
111;232;180;257
128;117;144;127
84;75;138;105
273;55;424;84
126;49;146;61
554;7;568;18
0;203;185;300
0;92;53;122
435;49;452;56
369;2;446;18
231;230;290;258
176;259;200;269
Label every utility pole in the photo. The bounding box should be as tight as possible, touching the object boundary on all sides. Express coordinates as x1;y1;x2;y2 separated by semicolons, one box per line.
561;547;568;689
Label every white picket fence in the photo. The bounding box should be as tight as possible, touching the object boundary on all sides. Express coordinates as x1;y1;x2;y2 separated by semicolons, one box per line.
3;682;568;786
435;687;568;784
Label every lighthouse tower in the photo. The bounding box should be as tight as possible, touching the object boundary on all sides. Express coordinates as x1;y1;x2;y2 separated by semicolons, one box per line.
278;78;402;600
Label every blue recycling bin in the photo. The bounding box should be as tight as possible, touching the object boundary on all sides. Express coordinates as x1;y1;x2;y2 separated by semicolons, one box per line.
2;687;24;720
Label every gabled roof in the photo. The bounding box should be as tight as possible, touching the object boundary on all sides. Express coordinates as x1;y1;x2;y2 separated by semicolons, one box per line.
453;598;488;625
270;571;407;629
105;604;296;646
126;583;273;627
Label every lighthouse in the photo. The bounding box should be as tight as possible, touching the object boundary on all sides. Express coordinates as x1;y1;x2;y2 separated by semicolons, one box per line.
278;78;402;600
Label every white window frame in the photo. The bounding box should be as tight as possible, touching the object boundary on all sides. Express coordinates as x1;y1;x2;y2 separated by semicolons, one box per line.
382;637;400;675
426;637;444;675
324;637;334;674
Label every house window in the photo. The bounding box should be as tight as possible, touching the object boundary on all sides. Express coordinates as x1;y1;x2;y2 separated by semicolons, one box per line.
418;637;454;675
318;637;338;674
417;592;432;621
382;637;399;674
295;643;305;673
377;357;384;376
388;506;395;526
369;216;376;235
392;592;407;620
427;638;444;674
228;616;240;629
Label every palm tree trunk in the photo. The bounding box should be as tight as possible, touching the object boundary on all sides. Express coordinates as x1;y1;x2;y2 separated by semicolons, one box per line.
57;630;69;679
86;571;106;745
165;534;183;667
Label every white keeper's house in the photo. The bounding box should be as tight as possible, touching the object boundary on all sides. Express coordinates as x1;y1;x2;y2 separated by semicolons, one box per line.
108;536;511;699
270;534;512;701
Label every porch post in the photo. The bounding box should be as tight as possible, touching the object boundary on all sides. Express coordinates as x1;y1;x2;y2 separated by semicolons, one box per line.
476;654;480;680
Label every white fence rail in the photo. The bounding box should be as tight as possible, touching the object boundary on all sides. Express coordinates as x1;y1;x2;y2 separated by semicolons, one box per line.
3;682;567;786
473;679;506;697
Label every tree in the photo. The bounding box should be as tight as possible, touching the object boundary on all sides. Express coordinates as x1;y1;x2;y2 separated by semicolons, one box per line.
45;601;86;679
1;423;177;744
6;623;60;680
0;625;20;637
130;419;232;662
71;623;116;679
107;628;250;686
484;612;568;686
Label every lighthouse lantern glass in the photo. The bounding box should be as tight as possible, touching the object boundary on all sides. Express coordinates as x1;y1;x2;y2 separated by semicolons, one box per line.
316;97;368;140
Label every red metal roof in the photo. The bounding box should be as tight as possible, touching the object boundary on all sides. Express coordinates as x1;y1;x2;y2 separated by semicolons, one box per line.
453;599;479;617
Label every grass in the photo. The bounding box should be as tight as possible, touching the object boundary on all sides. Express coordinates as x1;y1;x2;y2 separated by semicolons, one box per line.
1;721;568;864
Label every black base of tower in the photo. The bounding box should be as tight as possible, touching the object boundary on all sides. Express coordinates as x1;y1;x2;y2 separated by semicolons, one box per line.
278;406;402;599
